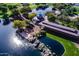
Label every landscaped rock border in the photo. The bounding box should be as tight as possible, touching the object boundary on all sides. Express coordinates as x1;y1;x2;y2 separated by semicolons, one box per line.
16;30;55;56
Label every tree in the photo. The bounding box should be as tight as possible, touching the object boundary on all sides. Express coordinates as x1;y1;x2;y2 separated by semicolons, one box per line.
52;3;66;10
46;12;57;22
76;17;79;22
13;20;27;29
61;5;77;16
75;17;79;29
58;15;70;26
28;13;36;20
52;3;72;10
61;9;69;16
2;13;9;19
0;3;22;20
20;6;31;14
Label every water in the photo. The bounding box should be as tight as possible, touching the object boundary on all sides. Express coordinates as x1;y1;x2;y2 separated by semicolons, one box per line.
39;37;64;56
0;6;64;56
0;20;41;56
1;4;79;56
30;6;53;17
0;19;64;56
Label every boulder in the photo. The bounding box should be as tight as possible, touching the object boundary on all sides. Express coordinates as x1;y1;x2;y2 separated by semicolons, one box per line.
38;43;45;51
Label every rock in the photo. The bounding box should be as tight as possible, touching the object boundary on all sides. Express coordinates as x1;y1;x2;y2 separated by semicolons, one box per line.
38;43;45;51
41;52;44;56
53;52;56;56
16;30;53;56
30;38;36;43
34;40;40;48
34;40;40;43
42;46;52;56
44;54;49;56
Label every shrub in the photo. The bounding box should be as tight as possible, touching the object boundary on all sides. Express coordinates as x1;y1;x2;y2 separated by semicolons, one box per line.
46;12;57;22
28;13;36;20
13;20;26;29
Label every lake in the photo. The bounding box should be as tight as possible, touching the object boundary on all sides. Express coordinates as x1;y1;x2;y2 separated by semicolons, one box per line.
0;19;64;56
0;20;41;56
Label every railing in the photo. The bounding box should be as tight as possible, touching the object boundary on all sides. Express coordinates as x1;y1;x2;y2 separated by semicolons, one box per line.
39;21;79;37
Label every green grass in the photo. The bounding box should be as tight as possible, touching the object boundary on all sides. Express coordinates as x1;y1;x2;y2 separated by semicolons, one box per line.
46;33;79;56
74;12;79;14
73;6;79;14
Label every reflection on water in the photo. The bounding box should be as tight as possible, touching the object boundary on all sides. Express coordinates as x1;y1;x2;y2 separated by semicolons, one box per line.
3;20;10;25
39;37;64;56
0;19;64;56
13;37;23;46
12;35;23;47
0;20;41;56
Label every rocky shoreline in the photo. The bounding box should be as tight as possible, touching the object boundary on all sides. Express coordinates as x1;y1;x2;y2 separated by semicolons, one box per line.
16;30;56;56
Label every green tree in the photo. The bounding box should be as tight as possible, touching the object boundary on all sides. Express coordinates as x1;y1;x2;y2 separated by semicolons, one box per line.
13;20;27;29
52;3;72;10
75;17;79;29
76;17;79;22
28;13;36;20
52;3;66;10
20;6;31;14
61;5;77;16
46;12;57;22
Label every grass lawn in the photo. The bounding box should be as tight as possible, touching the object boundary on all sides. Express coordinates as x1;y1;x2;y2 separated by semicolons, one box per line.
46;33;79;56
74;12;79;14
73;6;79;14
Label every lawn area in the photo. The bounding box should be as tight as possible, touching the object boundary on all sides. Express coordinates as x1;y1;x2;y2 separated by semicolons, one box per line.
74;12;79;14
46;33;79;56
73;6;79;14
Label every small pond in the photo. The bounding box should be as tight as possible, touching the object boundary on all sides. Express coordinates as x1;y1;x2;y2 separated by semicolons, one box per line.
39;37;64;56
